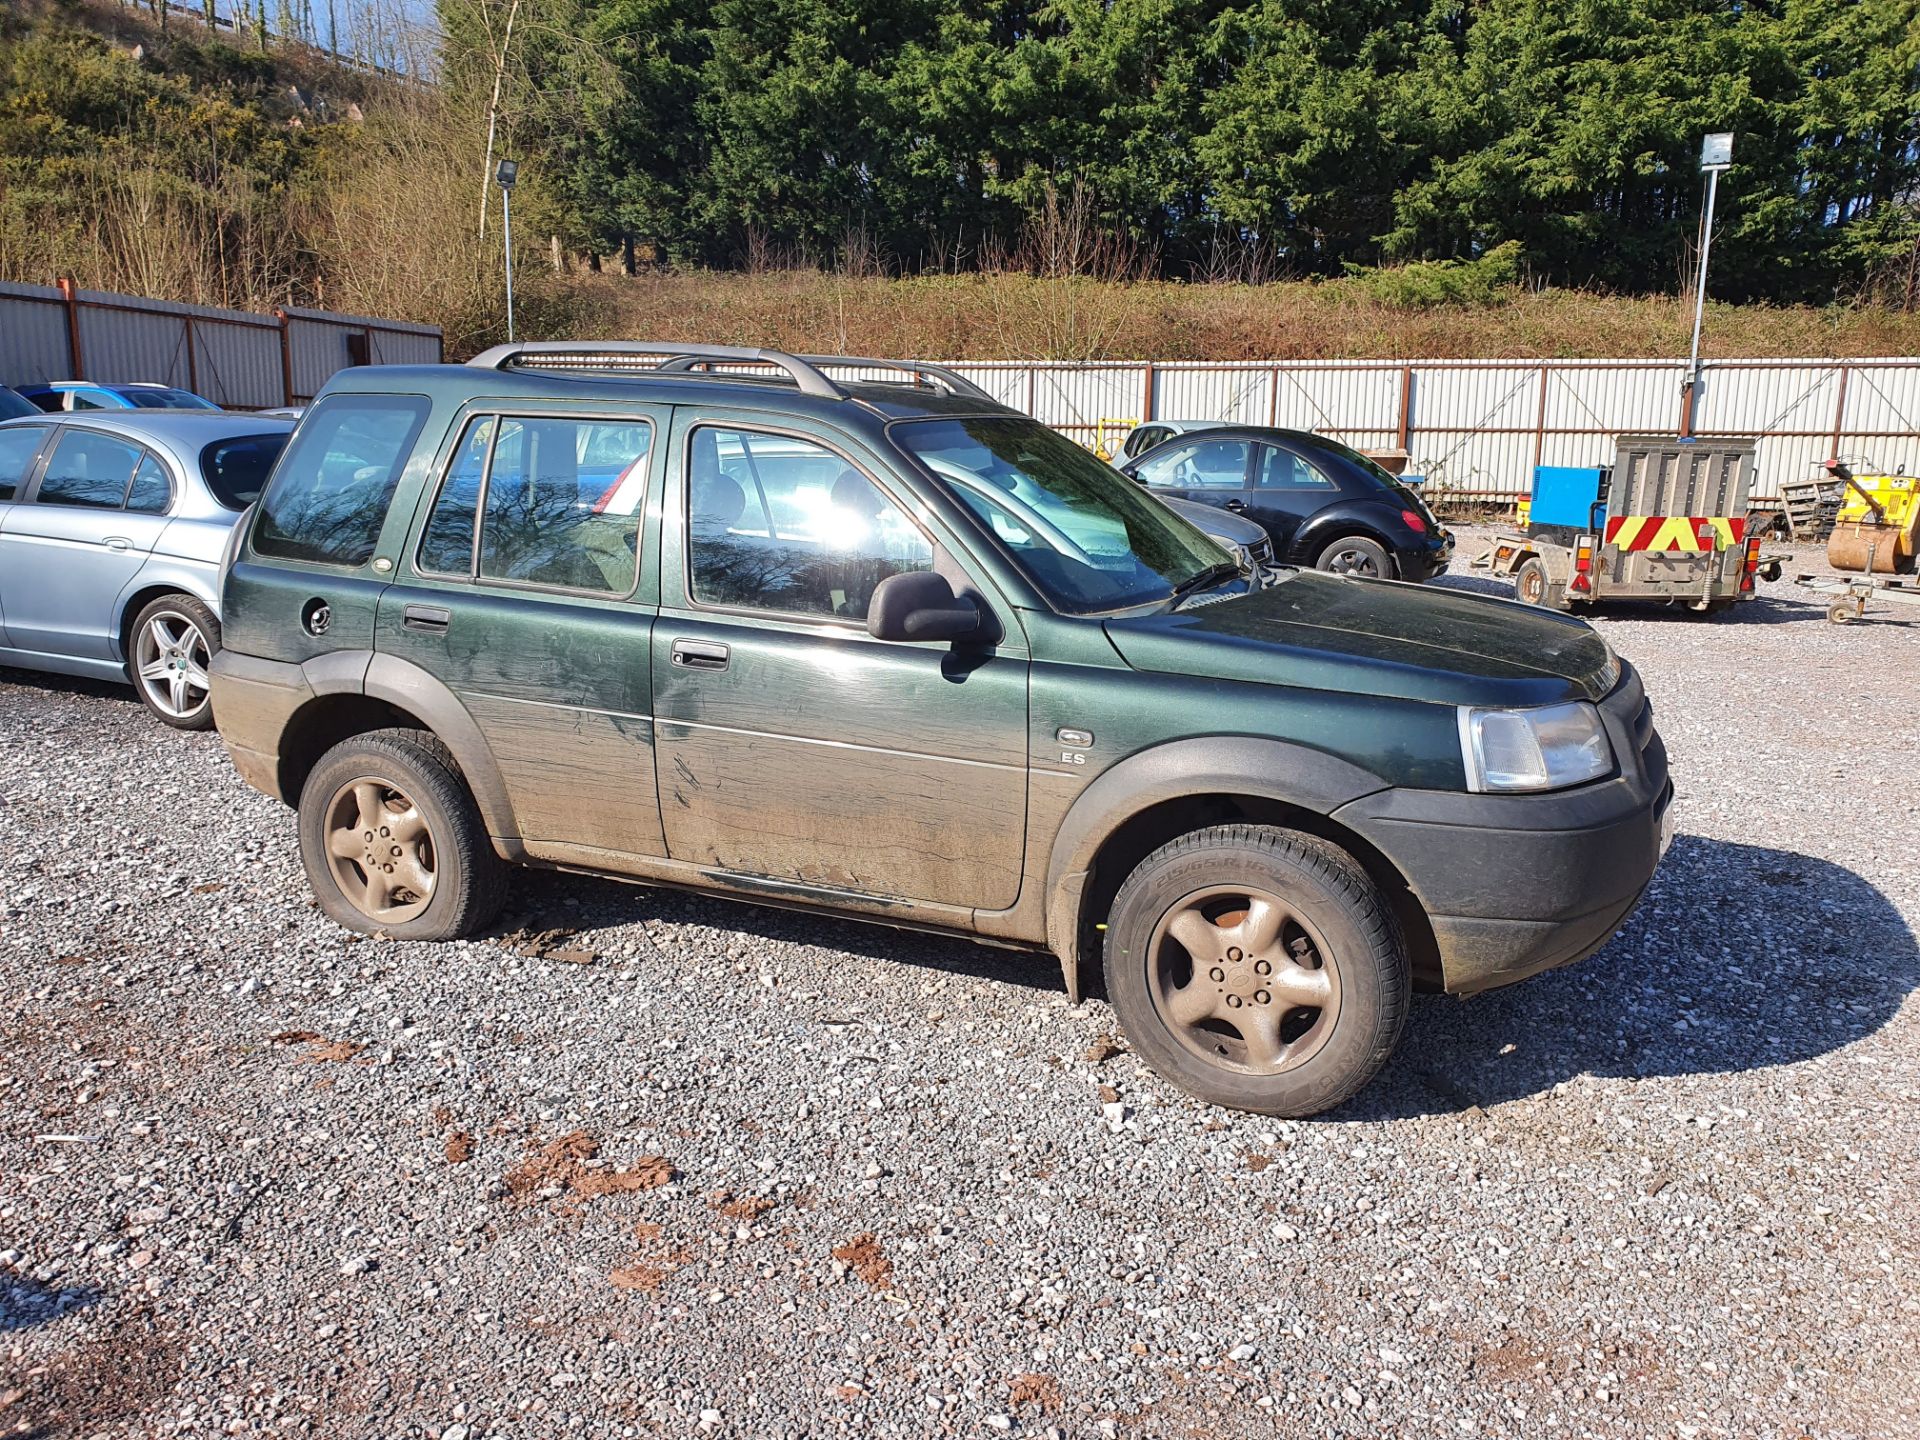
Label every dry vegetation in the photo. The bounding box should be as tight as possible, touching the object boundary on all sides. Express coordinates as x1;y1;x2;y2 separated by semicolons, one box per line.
536;268;1920;363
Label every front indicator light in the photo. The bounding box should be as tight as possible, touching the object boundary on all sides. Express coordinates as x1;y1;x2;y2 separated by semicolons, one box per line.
1458;700;1614;793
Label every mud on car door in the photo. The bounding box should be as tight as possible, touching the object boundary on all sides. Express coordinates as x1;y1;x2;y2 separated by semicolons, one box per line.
650;416;1030;909
378;407;670;854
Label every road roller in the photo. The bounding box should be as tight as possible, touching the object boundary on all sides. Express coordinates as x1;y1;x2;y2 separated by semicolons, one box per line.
1822;460;1919;575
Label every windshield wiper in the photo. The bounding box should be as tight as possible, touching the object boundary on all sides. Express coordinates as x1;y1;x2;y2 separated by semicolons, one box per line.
1168;561;1245;604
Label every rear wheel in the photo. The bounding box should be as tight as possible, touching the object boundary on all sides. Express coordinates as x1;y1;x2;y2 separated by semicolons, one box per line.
297;729;505;940
1315;535;1393;579
130;594;219;730
1513;557;1569;611
1102;824;1410;1117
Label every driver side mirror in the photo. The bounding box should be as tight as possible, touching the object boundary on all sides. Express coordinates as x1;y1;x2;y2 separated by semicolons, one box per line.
866;571;982;644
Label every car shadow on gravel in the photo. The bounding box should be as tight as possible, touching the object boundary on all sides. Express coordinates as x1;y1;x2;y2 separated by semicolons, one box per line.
1352;834;1919;1119
1434;574;1828;624
0;1273;100;1333
498;868;1061;995
0;667;135;709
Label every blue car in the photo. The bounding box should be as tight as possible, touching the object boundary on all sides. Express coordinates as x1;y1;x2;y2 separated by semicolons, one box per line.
19;381;221;413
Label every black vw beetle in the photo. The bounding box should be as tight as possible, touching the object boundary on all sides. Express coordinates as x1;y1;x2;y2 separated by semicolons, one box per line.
1120;425;1453;581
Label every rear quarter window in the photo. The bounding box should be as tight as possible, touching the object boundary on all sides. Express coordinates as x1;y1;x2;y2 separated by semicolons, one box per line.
0;425;47;501
253;395;430;566
201;433;290;510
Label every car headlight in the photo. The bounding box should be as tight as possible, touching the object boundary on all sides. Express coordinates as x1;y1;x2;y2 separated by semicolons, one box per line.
1457;700;1614;793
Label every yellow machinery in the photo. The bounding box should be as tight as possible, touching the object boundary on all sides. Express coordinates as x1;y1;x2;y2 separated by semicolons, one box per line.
1823;461;1919;575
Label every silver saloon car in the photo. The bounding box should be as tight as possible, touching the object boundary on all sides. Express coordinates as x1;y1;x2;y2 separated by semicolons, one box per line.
0;411;294;729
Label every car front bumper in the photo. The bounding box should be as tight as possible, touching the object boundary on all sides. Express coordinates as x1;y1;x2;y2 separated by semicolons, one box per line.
1332;666;1669;994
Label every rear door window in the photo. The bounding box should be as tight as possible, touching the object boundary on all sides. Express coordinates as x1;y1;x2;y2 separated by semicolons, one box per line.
37;428;141;508
417;414;653;595
253;395;430;566
1256;446;1338;490
0;425;48;501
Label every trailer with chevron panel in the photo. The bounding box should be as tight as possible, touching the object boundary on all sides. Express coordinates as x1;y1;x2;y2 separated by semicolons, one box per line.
1474;435;1765;615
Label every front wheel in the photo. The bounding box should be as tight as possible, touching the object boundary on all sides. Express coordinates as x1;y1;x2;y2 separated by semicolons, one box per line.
1102;824;1410;1117
1315;535;1393;579
130;593;219;730
297;729;505;940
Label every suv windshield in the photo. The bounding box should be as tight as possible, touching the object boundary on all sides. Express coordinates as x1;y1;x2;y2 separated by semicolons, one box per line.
894;417;1226;611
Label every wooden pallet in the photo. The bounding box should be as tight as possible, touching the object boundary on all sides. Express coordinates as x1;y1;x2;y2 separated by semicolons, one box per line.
1780;478;1844;541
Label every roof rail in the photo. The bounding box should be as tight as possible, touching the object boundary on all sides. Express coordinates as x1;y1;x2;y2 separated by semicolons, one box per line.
464;342;847;400
794;355;997;404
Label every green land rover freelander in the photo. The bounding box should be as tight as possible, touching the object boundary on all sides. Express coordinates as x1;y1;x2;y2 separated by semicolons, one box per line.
209;344;1673;1117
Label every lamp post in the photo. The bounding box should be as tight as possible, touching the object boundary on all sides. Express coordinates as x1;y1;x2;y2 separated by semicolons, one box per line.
496;158;519;343
1683;132;1733;436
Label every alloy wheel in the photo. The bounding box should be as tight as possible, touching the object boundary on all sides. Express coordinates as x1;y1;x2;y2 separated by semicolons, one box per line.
323;777;438;923
134;610;212;720
1147;885;1342;1074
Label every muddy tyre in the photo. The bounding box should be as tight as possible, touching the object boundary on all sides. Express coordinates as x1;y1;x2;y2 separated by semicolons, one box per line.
298;728;505;941
1103;824;1409;1117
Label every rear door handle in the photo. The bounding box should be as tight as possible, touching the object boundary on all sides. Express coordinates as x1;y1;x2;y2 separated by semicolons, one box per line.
102;536;132;552
1223;499;1246;512
402;603;452;633
671;638;730;671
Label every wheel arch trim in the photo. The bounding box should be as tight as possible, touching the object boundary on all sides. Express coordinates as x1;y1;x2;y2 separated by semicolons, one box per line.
1042;736;1392;997
359;653;520;843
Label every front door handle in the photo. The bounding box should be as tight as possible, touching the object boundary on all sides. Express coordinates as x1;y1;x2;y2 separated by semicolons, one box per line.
670;638;730;671
102;536;132;552
402;603;452;633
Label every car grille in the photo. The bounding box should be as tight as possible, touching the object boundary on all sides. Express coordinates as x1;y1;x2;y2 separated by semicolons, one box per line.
1249;537;1275;566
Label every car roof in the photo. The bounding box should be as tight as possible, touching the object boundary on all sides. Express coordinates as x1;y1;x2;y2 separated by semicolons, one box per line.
318;350;1023;432
1145;424;1328;446
0;410;290;437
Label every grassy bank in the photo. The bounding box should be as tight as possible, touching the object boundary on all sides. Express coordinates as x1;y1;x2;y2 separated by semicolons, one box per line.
534;269;1920;364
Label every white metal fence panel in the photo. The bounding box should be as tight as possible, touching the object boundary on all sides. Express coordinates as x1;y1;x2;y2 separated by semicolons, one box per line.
1541;363;1680;435
192;322;284;410
1697;364;1835;438
1843;363;1920;453
935;356;1920;502
1155;364;1273;425
1030;365;1143;438
1272;365;1401;442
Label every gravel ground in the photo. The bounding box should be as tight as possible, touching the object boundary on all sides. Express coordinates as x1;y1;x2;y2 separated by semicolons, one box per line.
2;529;1916;1439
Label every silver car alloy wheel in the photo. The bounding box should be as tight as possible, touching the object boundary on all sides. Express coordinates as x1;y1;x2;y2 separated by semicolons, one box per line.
135;609;213;720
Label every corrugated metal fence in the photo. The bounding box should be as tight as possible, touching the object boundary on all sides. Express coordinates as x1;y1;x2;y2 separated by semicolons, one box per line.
945;358;1920;503
0;279;442;410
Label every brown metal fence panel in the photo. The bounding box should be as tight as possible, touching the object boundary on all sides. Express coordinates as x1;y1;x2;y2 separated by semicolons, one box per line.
280;306;444;405
0;281;78;382
0;280;442;410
